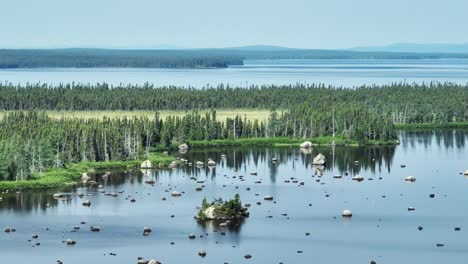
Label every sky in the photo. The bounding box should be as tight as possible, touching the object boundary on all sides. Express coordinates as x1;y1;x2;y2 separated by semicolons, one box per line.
1;0;467;49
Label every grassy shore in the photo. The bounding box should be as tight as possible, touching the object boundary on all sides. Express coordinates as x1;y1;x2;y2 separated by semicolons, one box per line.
186;136;397;148
395;122;468;129
0;153;175;191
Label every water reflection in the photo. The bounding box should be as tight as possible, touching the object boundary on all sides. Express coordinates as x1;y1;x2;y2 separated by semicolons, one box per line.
1;129;467;213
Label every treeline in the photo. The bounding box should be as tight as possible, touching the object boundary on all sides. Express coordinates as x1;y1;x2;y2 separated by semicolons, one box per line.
1;48;468;70
0;108;396;181
0;82;466;124
0;49;243;69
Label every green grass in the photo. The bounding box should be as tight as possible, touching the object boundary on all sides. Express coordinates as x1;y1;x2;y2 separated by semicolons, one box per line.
0;153;175;191
396;122;468;129
187;136;396;148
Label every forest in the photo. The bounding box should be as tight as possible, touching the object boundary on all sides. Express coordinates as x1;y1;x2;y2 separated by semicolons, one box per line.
0;105;396;182
1;48;468;69
0;82;466;125
0;49;243;68
0;82;466;184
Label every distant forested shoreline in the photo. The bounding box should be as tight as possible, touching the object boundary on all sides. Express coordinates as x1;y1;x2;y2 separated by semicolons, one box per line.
1;48;468;69
0;82;466;125
0;82;466;186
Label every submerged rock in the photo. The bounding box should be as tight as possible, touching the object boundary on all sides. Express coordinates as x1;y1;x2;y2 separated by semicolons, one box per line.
263;196;274;201
313;153;326;165
82;200;91;206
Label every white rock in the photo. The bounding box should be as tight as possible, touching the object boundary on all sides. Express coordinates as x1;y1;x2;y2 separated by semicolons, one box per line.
207;159;216;166
53;193;64;198
300;141;313;149
352;175;364;181
81;173;90;181
313;153;326;165
204;206;216;219
342;209;353;217
178;143;189;150
141;160;152;169
195;161;204;166
171;191;182;197
464;170;468;176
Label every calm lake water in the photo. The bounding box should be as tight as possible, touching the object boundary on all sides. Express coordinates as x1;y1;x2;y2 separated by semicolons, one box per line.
1;59;468;87
1;129;468;263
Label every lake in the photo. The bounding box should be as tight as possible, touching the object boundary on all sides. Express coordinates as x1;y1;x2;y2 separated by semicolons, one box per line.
1;129;467;263
1;59;468;87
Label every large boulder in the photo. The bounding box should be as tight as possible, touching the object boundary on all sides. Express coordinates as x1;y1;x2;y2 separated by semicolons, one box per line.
141;160;152;169
81;173;90;182
313;153;326;165
207;159;216;166
204;206;217;219
300;141;313;149
342;209;352;217
179;143;189;153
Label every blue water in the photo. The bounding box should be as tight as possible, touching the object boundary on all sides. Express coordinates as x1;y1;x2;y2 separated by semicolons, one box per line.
1;130;468;263
0;59;467;87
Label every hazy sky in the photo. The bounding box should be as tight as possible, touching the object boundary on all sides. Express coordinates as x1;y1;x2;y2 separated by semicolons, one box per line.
1;0;467;49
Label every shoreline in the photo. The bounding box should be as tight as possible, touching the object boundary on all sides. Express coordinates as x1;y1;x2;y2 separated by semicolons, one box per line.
0;153;175;192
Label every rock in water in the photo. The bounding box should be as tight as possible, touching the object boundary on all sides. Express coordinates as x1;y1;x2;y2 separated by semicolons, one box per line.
178;143;189;152
207;159;216;166
313;153;326;165
171;191;182;197
141;160;152;169
66;239;76;245
405;176;416;182
342;209;352;217
300;141;313;149
464;170;468;176
352;175;364;181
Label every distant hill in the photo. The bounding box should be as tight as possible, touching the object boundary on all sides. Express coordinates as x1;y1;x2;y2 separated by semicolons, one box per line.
352;43;468;54
226;45;294;51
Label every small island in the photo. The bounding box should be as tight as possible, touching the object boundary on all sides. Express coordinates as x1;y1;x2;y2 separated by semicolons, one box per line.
195;194;249;221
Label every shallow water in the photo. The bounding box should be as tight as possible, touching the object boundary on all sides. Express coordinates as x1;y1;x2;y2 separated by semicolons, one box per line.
1;129;468;264
1;59;468;87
